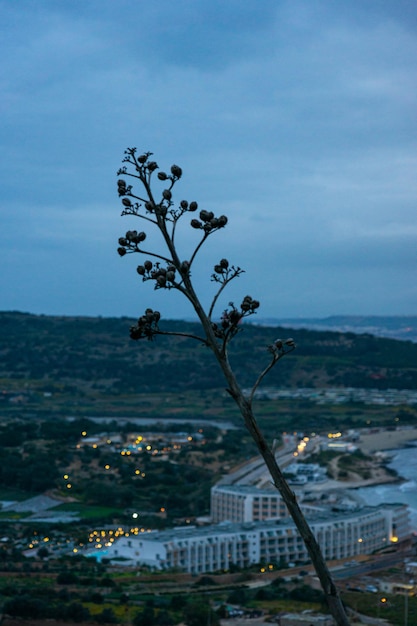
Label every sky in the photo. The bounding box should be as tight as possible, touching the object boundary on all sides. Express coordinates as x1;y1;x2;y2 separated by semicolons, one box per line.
1;0;416;321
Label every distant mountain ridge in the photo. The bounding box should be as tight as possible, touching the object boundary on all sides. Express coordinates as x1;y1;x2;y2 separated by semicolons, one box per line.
258;315;417;343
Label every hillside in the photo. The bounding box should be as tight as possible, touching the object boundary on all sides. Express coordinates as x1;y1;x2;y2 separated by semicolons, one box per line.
1;312;417;398
264;315;417;342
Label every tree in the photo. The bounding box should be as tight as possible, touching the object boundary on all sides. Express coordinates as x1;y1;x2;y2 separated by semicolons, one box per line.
115;148;350;626
182;597;220;626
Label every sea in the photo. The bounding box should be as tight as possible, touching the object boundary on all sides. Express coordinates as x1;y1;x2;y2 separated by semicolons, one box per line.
354;442;417;531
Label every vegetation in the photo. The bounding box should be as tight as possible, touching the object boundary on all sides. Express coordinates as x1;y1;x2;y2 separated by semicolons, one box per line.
0;416;259;523
1;312;417;403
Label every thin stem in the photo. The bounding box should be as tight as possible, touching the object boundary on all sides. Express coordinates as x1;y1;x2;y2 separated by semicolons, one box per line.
208;274;237;320
152;329;208;344
121;211;158;226
189;232;210;269
248;346;295;407
131;248;173;265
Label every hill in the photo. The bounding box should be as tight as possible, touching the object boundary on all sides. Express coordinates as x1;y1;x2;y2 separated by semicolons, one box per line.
263;315;417;342
1;312;417;399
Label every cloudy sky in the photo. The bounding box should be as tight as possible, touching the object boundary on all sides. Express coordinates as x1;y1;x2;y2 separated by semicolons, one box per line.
1;0;416;321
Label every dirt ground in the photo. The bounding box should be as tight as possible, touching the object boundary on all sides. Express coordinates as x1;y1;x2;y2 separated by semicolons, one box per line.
357;427;417;454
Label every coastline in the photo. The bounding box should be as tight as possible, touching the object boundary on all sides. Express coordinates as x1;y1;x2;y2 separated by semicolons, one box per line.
308;427;417;491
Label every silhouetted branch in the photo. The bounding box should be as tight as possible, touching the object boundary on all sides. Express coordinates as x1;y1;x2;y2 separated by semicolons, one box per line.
115;149;351;626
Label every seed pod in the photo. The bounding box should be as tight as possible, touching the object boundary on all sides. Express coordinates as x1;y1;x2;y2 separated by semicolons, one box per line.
122;198;132;207
171;164;182;178
200;210;213;222
220;258;229;269
144;260;153;271
180;200;188;209
130;326;143;340
189;201;198;211
285;338;295;347
158;172;168;180
145;201;154;212
118;237;128;246
203;223;212;232
162;189;172;201
157;275;166;287
180;261;190;273
210;218;219;228
274;339;283;349
137;232;146;242
147;161;158;171
218;215;228;227
229;310;242;325
117;247;126;256
191;219;202;229
214;265;224;274
138;154;148;164
167;265;176;272
125;230;136;241
137;265;145;275
153;311;161;322
166;270;175;282
251;300;260;309
117;179;127;187
241;302;251;312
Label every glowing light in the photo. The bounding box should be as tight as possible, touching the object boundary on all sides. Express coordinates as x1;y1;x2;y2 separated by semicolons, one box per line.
63;474;69;479
132;513;139;519
104;464;110;470
390;535;399;543
66;483;72;489
81;431;87;436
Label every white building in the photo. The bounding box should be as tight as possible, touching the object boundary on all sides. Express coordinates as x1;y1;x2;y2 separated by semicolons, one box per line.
210;484;321;523
95;503;409;574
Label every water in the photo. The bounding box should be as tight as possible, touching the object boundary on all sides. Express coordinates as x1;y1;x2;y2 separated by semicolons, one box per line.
354;444;417;530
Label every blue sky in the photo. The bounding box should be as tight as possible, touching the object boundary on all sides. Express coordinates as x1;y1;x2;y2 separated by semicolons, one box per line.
1;0;416;320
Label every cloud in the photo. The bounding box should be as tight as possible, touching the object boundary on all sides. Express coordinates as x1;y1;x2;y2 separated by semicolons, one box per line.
0;0;416;318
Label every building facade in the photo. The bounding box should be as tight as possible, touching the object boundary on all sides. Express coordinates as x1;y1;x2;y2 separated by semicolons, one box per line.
102;503;409;574
210;484;322;523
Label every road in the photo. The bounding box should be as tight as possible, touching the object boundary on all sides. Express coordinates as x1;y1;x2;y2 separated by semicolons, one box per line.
219;436;320;486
